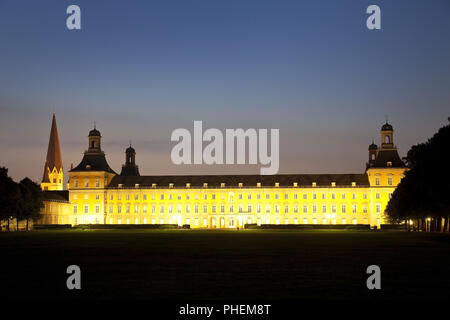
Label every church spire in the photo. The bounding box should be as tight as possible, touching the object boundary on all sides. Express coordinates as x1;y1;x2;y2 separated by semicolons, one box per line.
41;113;63;190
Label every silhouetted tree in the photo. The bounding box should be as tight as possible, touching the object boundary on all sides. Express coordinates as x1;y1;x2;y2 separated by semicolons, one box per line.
386;118;450;231
0;167;20;231
18;178;43;231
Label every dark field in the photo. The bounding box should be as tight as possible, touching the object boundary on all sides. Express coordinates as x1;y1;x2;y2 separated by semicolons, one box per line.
2;230;450;300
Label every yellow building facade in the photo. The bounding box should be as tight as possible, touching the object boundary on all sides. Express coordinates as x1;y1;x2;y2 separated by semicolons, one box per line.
58;121;406;229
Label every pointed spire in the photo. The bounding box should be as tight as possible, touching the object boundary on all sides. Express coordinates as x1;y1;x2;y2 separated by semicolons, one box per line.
42;113;63;182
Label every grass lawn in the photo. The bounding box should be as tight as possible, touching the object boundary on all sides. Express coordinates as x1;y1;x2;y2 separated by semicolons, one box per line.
2;229;450;300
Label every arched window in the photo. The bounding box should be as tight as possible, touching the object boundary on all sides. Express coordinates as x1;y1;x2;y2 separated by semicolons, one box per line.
385;135;390;144
91;141;95;148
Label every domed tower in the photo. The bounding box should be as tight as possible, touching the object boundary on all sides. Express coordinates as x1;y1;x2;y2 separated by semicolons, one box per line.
380;121;394;149
120;144;140;176
70;125;116;183
368;139;378;165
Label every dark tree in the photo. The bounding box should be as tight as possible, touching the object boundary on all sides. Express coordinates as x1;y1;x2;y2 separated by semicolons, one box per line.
386;118;450;231
0;167;20;231
18;178;44;231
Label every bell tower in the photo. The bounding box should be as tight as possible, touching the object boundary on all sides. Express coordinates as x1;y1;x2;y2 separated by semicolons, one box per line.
380;121;394;149
41;113;63;191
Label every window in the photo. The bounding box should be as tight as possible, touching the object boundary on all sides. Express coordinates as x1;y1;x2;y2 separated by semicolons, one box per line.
126;194;130;200
229;205;234;213
294;205;298;213
212;205;216;213
109;194;113;200
126;204;130;214
95;178;100;188
352;193;356;200
284;218;289;224
221;205;225;213
275;205;280;213
284;205;289;213
312;204;317;214
363;193;367;199
388;176;393;186
74;179;79;188
303;205;308;214
363;205;368;213
186;205;191;213
143;194;147;201
376;204;381;214
256;204;261;213
376;193;380;199
248;194;252;200
168;205;173;214
248;205;252;213
151;206;155;214
322;193;326;200
342;193;346;199
341;204;346;214
265;204;270;213
143;204;147;214
84;179;89;188
195;205;199;214
303;194;307;200
352;204;357;214
95;194;100;200
293;193;298;200
303;218;308;224
135;194;139;200
160;205;164;213
266;194;270;200
375;176;380;186
322;205;327;213
160;194;164;200
73;205;78;214
332;205;336;214
332;193;336;199
134;204;139;214
284;193;289;200
117;205;122;214
203;205;208;213
312;193;317;200
84;205;89;214
109;205;113;214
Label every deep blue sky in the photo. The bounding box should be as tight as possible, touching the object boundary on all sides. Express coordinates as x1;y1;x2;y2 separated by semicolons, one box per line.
1;0;449;182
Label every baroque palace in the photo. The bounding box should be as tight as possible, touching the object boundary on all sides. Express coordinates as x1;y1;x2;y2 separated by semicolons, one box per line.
39;114;406;228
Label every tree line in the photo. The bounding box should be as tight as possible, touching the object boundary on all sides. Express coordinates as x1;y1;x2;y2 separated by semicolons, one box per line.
386;118;450;232
0;167;43;231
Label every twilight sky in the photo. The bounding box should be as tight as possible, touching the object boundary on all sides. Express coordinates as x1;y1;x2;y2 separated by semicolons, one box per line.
0;0;449;183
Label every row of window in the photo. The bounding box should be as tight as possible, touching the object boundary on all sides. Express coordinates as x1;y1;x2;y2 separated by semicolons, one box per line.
74;192;377;201
73;203;383;215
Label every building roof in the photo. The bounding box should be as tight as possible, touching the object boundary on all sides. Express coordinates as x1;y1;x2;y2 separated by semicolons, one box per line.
107;173;370;188
368;149;406;168
89;128;101;136
42;113;63;182
120;164;140;176
43;190;69;202
70;153;117;174
381;122;393;131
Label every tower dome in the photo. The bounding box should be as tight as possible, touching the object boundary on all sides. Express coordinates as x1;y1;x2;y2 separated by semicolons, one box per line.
381;122;393;131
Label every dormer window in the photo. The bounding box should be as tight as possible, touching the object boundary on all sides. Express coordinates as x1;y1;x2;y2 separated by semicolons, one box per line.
387;161;392;167
135;184;140;188
312;182;317;187
169;183;174;188
152;183;156;188
275;182;279;187
331;182;336;187
293;182;298;187
86;164;91;169
118;184;123;188
203;183;208;188
238;183;243;188
186;183;190;188
220;182;225;188
257;182;261;188
351;182;356;187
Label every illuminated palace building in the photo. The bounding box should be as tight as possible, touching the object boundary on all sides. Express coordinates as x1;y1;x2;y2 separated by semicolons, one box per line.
39;115;406;228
